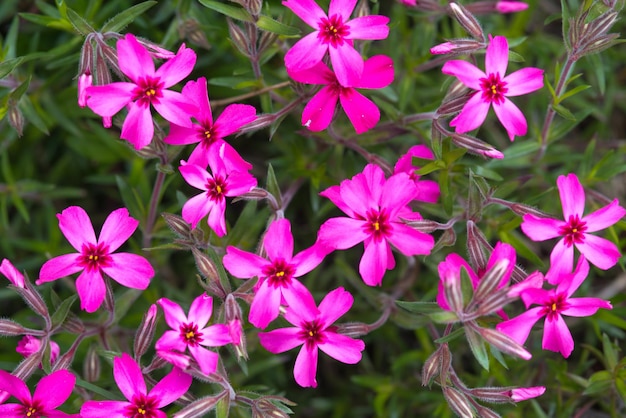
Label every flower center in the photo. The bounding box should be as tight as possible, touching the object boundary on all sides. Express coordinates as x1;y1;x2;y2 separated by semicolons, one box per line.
558;214;588;247
25;407;39;418
180;322;204;347
318;14;349;47
364;209;390;239
299;319;327;349
133;76;164;107
479;73;508;104
78;243;112;272
206;176;227;201
262;259;296;288
196;123;217;147
542;293;568;320
125;394;159;418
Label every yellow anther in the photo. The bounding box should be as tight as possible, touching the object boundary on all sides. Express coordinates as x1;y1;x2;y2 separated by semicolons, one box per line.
216;185;222;194
551;303;557;312
89;255;98;261
276;271;285;277
491;85;497;94
308;331;314;337
185;331;195;339
373;222;380;231
138;407;146;415
572;228;577;233
204;130;211;139
146;88;156;96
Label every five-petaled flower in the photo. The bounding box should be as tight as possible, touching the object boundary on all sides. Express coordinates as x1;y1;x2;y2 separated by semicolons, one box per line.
521;173;626;283
258;287;365;388
156;293;232;375
37;206;155;313
81;353;192;418
223;218;326;329
441;35;544;141
318;163;434;286
496;258;612;358
0;369;76;417
282;0;389;86
86;33;197;149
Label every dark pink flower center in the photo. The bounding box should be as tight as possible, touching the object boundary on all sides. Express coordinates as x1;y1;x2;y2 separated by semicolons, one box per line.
20;402;43;418
364;209;391;240
124;394;159;418
558;215;587;247
196;122;217;147
480;73;508;104
205;176;227;202
318;14;349;47
262;259;296;288
542;293;568;320
180;322;204;347
79;243;112;272
299;319;327;349
133;76;164;107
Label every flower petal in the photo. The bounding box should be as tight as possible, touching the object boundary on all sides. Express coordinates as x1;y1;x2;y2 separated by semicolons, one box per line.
546;239;574;284
282;0;327;28
287;61;335;85
577;233;622;270
387;223;434;256
198;324;232;347
345;15;389;40
189;345;219;375
188;293;213;329
485;35;509;77
284;32;328;73
520;214;564;241
58;206;96;250
318;332;364;364
182;193;213;230
37;254;83;285
339;88;380;134
329;42;363;87
355;55;394;89
495;306;544;345
282;279;318;322
258;327;303;353
153;90;196;127
557;173;585;219
503;67;544;96
223;171;257;197
155;46;196;88
294;345;318;388
181;77;210;122
562;297;612;317
157;298;188;329
80;401;131;417
492;97;527;141
301;85;339;132
542;314;574;357
207;199;227;237
317;287;353;327
113;353;146;401
249;279;282;329
34;370;75;410
449;93;490;133
292;243;327;277
583;199;626;232
359;238;388;286
117;34;154;82
264;219;294;261
223;246;269;278
318;217;368;250
155;330;187;353
150;367;192;408
98;208;138;252
329;0;357;21
75;270;106;313
85;83;135;117
441;60;485;90
214;104;257;138
121;102;154;150
0;370;31;404
103;253;154;289
163;123;199;146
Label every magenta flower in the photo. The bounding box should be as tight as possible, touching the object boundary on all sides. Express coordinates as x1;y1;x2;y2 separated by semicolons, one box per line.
0;258;25;288
223;218;325;329
0;369;76;417
16;336;60;365
441;35;544;141
282;0;389;86
37;206;154;313
179;149;257;236
496;258;612;358
509;386;545;402
86;34;197;149
77;71;91;108
521;173;626;283
393;145;440;204
288;55;394;134
155;293;232;375
164;77;257;170
81;353;192;418
318;164;434;286
496;1;529;13
258;287;365;388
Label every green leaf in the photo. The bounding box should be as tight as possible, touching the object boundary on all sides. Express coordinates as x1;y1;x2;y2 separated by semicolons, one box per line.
555;84;591;105
0;57;24;79
465;326;489;370
215;397;230;418
9;75;31;101
601;333;617;370
50;295;77;331
265;164;282;208
583;371;613;395
101;1;158;32
116;175;146;221
434;326;465;344
75;377;123;401
65;7;96;35
18;13;73;31
113;289;143;324
552;103;577;121
198;0;252;22
415;160;445;176
256;15;300;36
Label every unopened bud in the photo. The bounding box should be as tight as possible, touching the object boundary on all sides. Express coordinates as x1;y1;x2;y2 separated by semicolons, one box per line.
477;327;531;360
162;213;192;238
451;133;504;159
430;39;484;55
0;259;25;288
227;19;251;57
442;386;475;418
14;349;42;380
8;100;24;137
473;259;509;303
179;18;211;50
449;2;484;41
336;321;370;338
83;344;101;383
510;386;546;402
134;304;159;360
580;11;618;45
437;90;472;116
247;0;263;18
0;319;27;336
191;248;225;298
258;31;279;54
495;1;529;13
225;294;247;359
61;313;85;334
16;336;60;366
238;113;276;133
403;219;442;233
78;38;94;77
508;202;548;218
579;33;620;57
421;347;442;386
16;281;50;320
77;72;92;107
466;221;488;273
173;391;228;418
474;405;502;418
354;0;370;18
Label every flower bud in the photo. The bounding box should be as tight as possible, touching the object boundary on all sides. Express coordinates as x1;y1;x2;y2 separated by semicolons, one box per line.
77;71;92;108
442;386;475;418
134;304;159;360
466;221;488;273
477;327;531;360
495;1;529;13
15;281;50;320
430;39;484;55
192;248;226;299
225;294;247;359
403;219;443;233
451;133;504;159
336;321;370;337
510;386;546;401
162;212;192;239
421;346;442;386
448;2;484;41
474;405;502;418
0;259;25;288
173;390;228;418
227;18;251;57
8;99;24;137
83;344;101;383
0;319;27;336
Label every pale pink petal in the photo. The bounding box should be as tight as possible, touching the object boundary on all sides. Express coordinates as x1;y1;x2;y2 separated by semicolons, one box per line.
577;233;621;270
282;279;318;322
318;217;368;250
557;173;585;219
182;193;213;230
207;199;227;237
282;0;327;28
249;279;282;329
583;199;626;232
339;88;379;134
214;104;257;137
85;83;135;117
562;297;612;317
387;223;434;256
329;0;357;21
264;219;294;261
163;123;199;146
181;78;211;121
520;214;563;241
37;254;83;284
157;298;188;329
317;287;353;327
80;401;131;417
284;32;328;73
301;85;339;131
223;246;269;278
495;306;544;345
345;15;389;40
155;330;187;353
450;93;490;133
318;332;364;363
113;354;146;401
189;345;219;375
121;102;154;150
224;171;257;196
103;253;153;289
150;367;192;408
75;270;106;313
0;370;31;404
294;345;318;388
199;324;232;346
287;61;335;85
258;327;303;353
155;46;196;88
503;67;544;96
359;238;388;286
98;208;138;252
188;293;213;328
485;35;509;77
153;90;196;127
117;34;154;82
355;55;394;89
329;42;363;87
493;97;527;141
546;239;574;284
292;243;327;277
58;206;96;249
542;314;574;357
441;60;485;90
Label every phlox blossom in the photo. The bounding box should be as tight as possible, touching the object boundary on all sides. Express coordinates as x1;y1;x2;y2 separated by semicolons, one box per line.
81;353;192;418
156;293;232;375
223;218;325;329
258;287;365;388
16;336;60;365
318;163;434;286
164;77;256;170
0;258;25;288
441;35;543;141
0;369;76;417
393;145;440;204
37;206;155;313
288;55;394;134
521;173;626;283
86;33;197;149
496;258;612;358
283;0;389;86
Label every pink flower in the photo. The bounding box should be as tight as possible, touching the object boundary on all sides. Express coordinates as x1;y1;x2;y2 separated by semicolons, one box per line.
223;218;325;329
496;258;612;358
16;336;61;364
393;145;440;204
510;386;545;402
282;0;389;86
81;353;192;418
441;35;544;141
521;173;626;283
258;287;365;388
288;55;394;134
86;34;197;149
179;148;257;236
155;293;232;375
318;164;434;286
0;369;76;417
164;77;257;170
77;71;92;108
37;206;155;313
0;259;25;288
496;1;529;13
